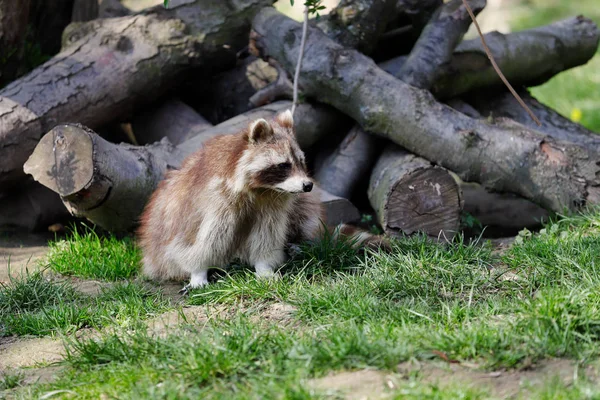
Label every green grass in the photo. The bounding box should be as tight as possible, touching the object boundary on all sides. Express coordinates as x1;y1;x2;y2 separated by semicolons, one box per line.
0;370;23;391
46;225;141;281
510;0;600;132
7;209;600;398
0;271;170;337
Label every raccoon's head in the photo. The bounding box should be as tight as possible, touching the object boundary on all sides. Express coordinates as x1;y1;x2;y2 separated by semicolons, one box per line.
237;109;313;194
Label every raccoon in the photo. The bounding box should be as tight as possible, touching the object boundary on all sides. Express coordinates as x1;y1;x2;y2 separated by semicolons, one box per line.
137;109;388;292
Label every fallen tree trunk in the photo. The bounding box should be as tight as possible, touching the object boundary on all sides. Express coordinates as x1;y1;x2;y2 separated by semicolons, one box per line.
380;16;600;100
24;101;349;232
251;8;600;213
0;0;274;191
315;125;383;199
369;146;463;237
467;90;600;151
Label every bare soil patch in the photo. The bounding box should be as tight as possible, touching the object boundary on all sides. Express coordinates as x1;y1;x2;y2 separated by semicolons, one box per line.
0;231;54;284
310;358;599;399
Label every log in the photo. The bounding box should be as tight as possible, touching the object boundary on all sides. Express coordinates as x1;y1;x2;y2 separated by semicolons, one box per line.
0;180;72;232
396;0;486;89
319;0;478;234
0;0;275;191
467;90;600;150
131;98;212;146
442;100;551;232
317;188;361;226
365;0;477;237
380;16;600;99
460;180;549;233
251;8;600;213
0;0;31;87
315;126;383;199
23;101;348;232
368;146;463;238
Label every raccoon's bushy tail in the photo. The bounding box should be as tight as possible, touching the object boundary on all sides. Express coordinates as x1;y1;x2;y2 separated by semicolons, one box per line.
327;223;392;252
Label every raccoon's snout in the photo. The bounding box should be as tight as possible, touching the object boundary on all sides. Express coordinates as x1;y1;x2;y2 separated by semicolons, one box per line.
303;181;313;192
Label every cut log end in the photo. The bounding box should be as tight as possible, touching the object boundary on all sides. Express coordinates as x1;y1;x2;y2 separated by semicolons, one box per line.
369;147;463;238
383;167;462;237
23;124;95;197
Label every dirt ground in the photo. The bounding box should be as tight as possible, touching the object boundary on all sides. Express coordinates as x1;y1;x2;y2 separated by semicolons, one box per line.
0;231;55;284
310;359;599;399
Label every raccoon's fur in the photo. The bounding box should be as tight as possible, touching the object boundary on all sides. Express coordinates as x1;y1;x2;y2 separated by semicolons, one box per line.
137;109;389;291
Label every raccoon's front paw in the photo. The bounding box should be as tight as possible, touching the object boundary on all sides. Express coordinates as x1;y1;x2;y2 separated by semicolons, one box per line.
180;271;210;295
254;262;281;281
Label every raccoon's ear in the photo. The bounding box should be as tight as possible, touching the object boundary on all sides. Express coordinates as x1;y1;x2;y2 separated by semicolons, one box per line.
248;118;274;143
276;109;294;129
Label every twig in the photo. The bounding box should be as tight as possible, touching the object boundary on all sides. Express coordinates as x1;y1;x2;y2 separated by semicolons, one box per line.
462;0;541;126
291;6;309;116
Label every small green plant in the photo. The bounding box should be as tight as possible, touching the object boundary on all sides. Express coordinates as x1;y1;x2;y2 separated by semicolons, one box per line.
0;370;23;390
47;224;141;281
0;270;79;316
460;211;483;232
290;1;326;18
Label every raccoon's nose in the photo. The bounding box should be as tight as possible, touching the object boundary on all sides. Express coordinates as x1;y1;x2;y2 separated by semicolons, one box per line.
303;181;313;192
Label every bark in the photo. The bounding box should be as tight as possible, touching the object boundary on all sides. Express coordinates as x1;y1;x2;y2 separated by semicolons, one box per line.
380;16;600;99
368;146;463;238
315;126;383;199
23;101;349;232
397;0;486;89
0;0;274;191
467;90;600;151
0;181;72;232
251;8;600;213
131;98;212;146
71;0;99;22
0;0;31;87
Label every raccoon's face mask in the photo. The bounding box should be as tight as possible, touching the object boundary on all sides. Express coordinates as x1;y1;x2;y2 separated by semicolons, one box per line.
244;110;314;194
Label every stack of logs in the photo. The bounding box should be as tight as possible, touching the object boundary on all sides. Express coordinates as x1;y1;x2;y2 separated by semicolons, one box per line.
1;0;599;240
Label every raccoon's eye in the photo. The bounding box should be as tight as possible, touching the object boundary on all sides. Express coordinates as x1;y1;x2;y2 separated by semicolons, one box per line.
276;162;292;170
